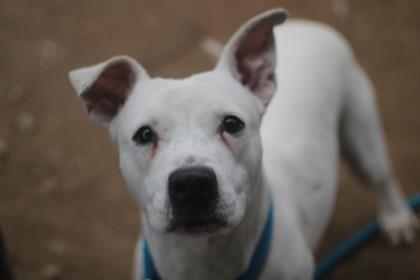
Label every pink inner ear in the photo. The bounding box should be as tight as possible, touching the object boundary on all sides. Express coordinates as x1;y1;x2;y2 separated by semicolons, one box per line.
82;61;135;122
235;21;275;90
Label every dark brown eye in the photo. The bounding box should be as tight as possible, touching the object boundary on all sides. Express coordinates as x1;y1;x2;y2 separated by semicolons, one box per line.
221;115;245;134
133;126;156;145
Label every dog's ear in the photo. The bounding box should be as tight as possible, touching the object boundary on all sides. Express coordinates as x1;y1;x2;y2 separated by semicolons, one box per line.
68;56;149;125
217;9;287;107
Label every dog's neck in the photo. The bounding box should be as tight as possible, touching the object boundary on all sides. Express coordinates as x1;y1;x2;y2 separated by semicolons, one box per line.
143;172;271;280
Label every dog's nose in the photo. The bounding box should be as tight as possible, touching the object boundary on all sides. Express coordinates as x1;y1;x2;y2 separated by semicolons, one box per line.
168;167;218;208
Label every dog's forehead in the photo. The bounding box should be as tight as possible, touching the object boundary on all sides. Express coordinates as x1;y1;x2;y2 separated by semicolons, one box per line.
140;72;253;107
119;71;262;131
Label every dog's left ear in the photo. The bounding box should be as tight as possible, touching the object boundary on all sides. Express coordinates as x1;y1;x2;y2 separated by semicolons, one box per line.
217;9;287;107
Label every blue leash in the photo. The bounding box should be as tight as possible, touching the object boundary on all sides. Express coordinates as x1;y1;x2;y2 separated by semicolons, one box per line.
143;194;420;279
237;201;274;280
315;193;420;280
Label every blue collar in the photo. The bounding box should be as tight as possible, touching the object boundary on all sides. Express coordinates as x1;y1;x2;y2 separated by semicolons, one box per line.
144;202;275;280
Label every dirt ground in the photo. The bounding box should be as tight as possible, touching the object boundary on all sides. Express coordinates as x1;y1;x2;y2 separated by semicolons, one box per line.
0;0;419;279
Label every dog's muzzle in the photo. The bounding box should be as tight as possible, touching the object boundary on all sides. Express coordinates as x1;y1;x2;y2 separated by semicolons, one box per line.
168;166;222;233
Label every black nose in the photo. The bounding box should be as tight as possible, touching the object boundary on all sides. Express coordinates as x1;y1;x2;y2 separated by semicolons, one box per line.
168;167;218;212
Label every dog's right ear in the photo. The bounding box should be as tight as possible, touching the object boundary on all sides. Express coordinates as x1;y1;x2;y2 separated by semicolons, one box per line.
68;56;149;126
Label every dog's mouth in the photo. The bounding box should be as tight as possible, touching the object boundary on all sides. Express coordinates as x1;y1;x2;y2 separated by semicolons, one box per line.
168;217;227;235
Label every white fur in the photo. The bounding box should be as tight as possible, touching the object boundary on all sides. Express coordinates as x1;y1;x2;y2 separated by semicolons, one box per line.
69;9;418;280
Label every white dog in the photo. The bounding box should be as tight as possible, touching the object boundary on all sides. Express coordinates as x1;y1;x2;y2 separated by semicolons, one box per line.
68;9;418;279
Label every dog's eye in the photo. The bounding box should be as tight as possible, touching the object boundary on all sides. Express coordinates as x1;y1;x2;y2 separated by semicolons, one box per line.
221;115;245;134
133;126;156;145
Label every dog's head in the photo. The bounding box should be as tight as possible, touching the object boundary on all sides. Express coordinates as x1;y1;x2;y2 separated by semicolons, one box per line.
68;9;287;235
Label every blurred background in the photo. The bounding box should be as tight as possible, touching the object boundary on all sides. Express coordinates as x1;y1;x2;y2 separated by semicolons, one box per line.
0;0;419;279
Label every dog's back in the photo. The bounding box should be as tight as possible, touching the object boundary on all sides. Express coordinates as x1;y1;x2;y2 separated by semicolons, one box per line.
262;20;397;249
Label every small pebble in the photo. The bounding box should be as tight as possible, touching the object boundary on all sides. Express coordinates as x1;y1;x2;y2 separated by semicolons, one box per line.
46;147;62;164
39;177;59;194
31;160;53;178
41;263;61;280
7;85;26;104
332;0;350;20
16;113;36;136
47;239;68;255
200;37;224;60
69;155;84;172
41;40;58;59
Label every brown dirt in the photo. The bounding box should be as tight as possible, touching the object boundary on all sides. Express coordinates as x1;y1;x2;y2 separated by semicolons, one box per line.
0;0;419;279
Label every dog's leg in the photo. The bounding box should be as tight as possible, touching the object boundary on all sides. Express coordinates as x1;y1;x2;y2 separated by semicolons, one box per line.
340;63;418;244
